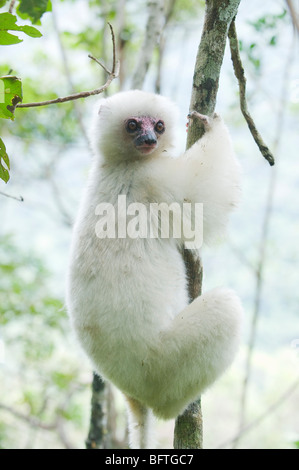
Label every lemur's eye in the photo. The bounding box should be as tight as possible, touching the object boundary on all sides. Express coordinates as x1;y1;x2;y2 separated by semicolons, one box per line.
155;120;165;134
126;119;138;133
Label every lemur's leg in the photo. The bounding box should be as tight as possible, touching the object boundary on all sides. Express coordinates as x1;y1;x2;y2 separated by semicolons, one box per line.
125;396;155;449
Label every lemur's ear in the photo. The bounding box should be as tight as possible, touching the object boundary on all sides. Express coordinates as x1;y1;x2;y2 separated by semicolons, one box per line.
96;98;107;115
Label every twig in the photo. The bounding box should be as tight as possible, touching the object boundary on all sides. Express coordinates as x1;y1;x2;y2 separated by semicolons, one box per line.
88;23;117;75
228;19;275;166
0;402;56;430
88;55;112;75
218;377;299;448
108;22;117;75
286;0;299;33
0;190;24;201
16;24;119;109
8;0;16;14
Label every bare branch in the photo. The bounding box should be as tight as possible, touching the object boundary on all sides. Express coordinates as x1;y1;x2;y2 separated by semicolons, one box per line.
219;377;299;448
0;402;56;430
16;24;119;110
8;0;16;14
108;22;117;75
0;190;24;201
88;23;117;75
88;54;112;75
286;0;299;33
228;19;275;166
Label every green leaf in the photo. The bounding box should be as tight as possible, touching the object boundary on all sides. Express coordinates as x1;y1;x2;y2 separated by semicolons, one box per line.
0;75;23;120
0;30;23;45
19;24;42;38
0;12;42;44
269;35;277;46
0;0;9;7
0;138;10;183
17;0;52;25
249;10;287;32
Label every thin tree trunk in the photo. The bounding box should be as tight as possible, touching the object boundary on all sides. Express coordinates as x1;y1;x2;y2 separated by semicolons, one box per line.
85;373;109;449
131;0;164;89
173;0;241;449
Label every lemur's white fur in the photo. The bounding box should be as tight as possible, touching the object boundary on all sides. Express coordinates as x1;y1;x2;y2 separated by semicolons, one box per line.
66;90;243;449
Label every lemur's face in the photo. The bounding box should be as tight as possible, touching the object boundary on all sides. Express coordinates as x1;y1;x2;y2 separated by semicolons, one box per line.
124;116;165;155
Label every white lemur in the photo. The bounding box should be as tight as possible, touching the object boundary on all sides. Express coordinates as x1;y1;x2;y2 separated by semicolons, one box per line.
66;90;243;449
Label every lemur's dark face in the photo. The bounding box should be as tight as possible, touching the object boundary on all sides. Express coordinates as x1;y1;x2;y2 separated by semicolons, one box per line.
124;116;165;155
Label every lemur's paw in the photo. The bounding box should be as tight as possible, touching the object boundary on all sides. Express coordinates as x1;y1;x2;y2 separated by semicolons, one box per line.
187;111;210;126
186;111;222;133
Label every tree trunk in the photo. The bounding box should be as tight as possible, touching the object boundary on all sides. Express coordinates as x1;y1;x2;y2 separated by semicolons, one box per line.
131;0;164;89
173;0;241;449
85;373;109;449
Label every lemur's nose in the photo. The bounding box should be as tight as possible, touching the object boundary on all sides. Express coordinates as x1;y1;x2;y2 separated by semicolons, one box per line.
135;131;157;147
144;136;157;145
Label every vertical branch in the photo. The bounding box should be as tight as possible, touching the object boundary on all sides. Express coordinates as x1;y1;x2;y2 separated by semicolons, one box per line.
131;0;165;89
228;20;275;166
174;0;241;449
115;0;127;89
86;373;109;449
155;0;177;94
286;0;299;33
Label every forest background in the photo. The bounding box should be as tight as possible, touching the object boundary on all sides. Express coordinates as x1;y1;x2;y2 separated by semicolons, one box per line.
0;0;298;449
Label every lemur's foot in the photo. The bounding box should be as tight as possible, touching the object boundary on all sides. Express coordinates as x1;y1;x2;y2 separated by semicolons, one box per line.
187;111;210;125
186;111;220;132
188;110;219;129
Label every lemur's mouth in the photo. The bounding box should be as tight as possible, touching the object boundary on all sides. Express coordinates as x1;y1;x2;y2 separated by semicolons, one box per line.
134;131;158;155
137;143;157;154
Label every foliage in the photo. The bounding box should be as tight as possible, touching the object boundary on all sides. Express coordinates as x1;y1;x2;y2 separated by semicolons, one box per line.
0;74;22;119
0;0;298;449
0;12;41;44
1;72;82;146
0;1;50;183
0;235;64;327
16;0;52;25
239;8;287;74
171;0;204;21
0;137;9;182
0;235;88;449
